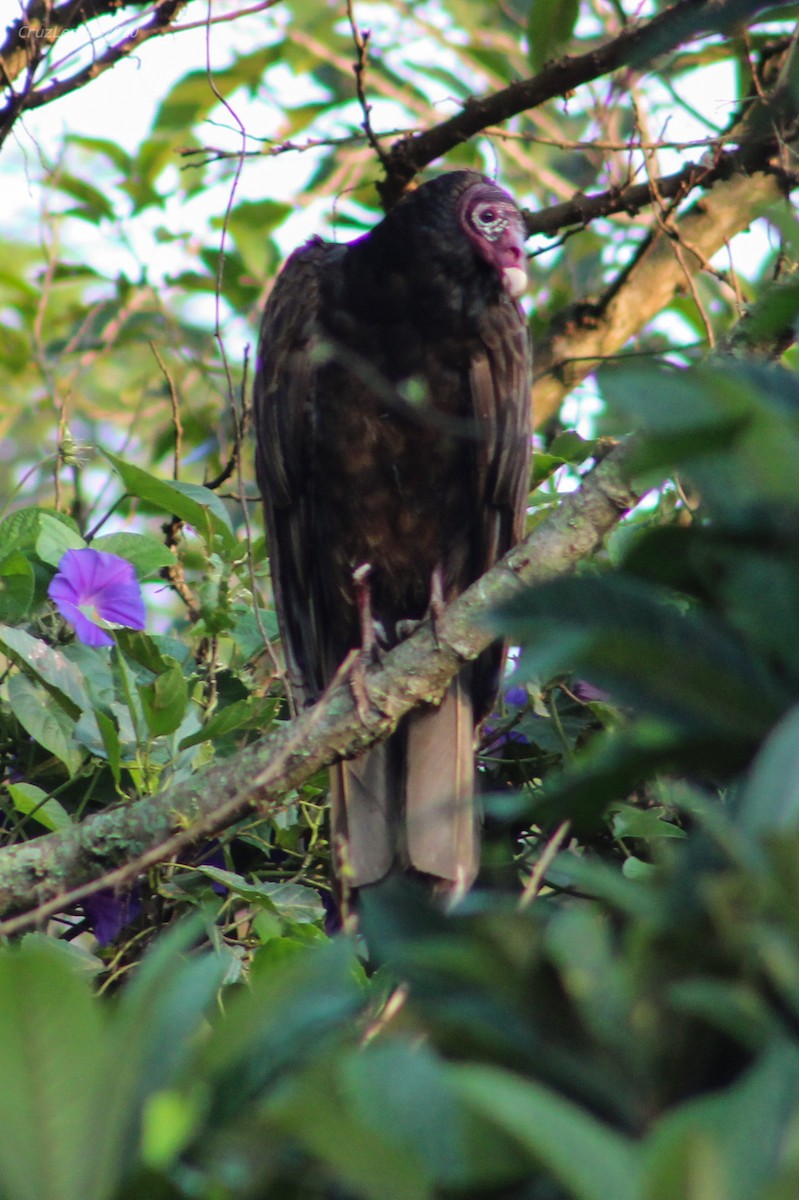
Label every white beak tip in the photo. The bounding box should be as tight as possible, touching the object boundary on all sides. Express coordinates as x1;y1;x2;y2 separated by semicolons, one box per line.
503;266;528;299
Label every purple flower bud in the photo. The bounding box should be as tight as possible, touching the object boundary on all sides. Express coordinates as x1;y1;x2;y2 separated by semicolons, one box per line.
48;549;146;647
572;679;611;703
504;685;528;708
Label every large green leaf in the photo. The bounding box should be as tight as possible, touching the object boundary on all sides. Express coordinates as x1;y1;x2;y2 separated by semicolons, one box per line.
735;703;799;837
7;673;85;774
643;1044;799;1200
102;452;235;552
0;624;92;714
0;946;121;1200
91;532;175;579
104;918;231;1165
35;512;86;567
6;782;72;832
265;1051;436;1200
451;1063;639;1200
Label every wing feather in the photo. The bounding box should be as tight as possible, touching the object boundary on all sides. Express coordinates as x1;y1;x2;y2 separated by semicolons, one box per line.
253;238;341;701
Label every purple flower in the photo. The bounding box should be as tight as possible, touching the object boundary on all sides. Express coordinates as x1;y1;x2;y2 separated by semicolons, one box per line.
48;549;146;648
83;886;142;946
504;685;528;708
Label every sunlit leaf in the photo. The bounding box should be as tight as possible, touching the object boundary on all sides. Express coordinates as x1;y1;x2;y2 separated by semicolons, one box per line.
6;782;72;832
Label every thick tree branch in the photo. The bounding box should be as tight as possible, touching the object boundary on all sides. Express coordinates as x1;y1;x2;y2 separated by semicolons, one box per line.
0;443;638;933
377;0;793;205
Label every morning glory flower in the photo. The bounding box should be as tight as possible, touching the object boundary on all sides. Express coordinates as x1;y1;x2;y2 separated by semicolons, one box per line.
48;548;146;647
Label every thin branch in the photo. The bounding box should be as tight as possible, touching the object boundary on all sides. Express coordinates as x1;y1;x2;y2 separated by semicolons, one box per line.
0;0;190;150
531;31;799;423
0;443;639;931
346;0;390;171
149;343;182;481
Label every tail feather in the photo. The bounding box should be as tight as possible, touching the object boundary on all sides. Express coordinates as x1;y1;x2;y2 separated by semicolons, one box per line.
405;678;478;887
330;677;479;889
330;741;397;886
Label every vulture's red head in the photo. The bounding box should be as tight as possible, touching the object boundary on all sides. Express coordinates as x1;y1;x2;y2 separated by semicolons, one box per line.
362;170;529;309
457;181;528;299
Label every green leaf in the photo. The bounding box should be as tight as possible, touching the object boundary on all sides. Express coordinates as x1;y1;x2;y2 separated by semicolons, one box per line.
102;451;235;551
610;803;686;841
6;782;72;832
215;199;293;277
0;624;92;714
139;658;189;737
528;0;580;71
451;1063;639;1200
66;134;132;174
643;1043;799;1200
0;509;80;561
177;696;272;750
204;938;365;1112
106;918;230;1153
343;1041;469;1186
736;703;799;837
91;532;174;579
7;674;85;774
256;881;326;924
94;709;122;785
49;170;116;224
141;1089;204;1171
0;945;122;1200
35;513;86;567
0;552;34;621
196;870;324;924
267;1054;436;1200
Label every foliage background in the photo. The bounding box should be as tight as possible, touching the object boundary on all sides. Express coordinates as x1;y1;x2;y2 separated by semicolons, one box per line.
1;0;799;1197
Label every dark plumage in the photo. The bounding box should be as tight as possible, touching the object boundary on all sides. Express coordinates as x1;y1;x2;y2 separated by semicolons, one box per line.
254;170;531;891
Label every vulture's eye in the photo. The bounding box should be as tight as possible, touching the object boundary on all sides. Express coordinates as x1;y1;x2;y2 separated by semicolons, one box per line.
472;204;509;241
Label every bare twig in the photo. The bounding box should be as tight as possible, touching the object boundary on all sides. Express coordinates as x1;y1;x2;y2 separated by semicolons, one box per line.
346;0;391;172
149;343;183;481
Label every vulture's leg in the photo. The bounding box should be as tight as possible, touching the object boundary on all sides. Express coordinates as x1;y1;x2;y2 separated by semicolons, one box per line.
428;564;446;647
352;563;384;662
349;563;381;722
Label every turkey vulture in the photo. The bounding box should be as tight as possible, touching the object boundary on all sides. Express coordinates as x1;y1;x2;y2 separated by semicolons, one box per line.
254;170;531;891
